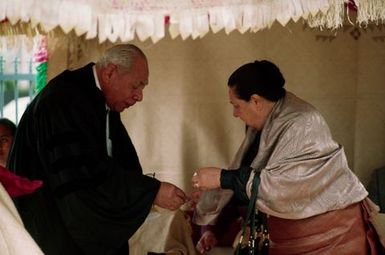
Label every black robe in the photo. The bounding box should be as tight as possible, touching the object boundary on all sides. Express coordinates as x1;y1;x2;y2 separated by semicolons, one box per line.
7;63;160;255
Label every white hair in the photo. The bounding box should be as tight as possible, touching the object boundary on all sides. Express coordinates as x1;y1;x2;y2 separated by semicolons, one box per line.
97;44;146;71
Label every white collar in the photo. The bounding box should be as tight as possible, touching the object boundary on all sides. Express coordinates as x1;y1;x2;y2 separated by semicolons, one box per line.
92;65;109;110
92;65;102;91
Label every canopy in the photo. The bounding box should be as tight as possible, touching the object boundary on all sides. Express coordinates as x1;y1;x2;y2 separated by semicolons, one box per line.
0;0;384;43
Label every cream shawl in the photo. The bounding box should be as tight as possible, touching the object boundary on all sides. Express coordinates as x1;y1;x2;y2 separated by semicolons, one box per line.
0;183;43;255
194;92;367;225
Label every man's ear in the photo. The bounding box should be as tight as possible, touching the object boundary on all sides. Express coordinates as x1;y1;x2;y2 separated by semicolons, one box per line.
100;63;117;84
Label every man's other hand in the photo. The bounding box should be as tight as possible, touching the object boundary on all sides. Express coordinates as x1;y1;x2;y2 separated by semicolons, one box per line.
154;182;187;210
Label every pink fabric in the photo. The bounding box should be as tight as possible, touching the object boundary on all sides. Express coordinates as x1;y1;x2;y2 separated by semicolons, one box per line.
0;165;42;197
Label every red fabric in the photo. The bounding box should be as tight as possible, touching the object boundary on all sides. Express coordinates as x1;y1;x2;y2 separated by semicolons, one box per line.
268;203;370;255
0;165;43;197
347;0;358;11
361;200;385;254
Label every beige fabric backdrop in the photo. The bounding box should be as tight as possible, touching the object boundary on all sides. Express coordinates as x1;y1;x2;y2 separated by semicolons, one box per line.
47;21;385;193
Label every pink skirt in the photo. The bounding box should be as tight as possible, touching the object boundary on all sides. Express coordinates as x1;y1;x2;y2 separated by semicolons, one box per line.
268;201;383;255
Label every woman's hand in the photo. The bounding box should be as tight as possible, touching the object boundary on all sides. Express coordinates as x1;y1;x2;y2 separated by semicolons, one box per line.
196;230;218;254
191;167;221;191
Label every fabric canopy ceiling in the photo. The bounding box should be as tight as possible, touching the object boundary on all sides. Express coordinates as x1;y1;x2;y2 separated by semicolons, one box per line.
0;0;384;43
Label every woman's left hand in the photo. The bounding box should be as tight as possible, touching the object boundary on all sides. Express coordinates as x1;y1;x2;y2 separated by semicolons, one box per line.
196;230;218;254
191;167;221;191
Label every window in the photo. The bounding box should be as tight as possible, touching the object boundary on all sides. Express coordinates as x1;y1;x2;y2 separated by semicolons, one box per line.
0;35;43;124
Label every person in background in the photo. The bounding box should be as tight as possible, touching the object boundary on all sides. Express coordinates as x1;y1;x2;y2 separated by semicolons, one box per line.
192;60;384;254
0;120;43;254
0;118;16;167
8;44;187;255
0;117;43;197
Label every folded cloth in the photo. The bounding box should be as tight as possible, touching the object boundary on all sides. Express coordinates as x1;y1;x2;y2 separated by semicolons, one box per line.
130;207;196;255
0;165;43;197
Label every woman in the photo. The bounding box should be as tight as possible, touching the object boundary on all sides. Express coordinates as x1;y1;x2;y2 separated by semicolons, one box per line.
0;118;16;168
0;118;43;254
192;60;383;254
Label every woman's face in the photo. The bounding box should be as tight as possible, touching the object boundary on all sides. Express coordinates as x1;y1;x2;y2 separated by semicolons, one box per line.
0;125;13;167
228;87;259;129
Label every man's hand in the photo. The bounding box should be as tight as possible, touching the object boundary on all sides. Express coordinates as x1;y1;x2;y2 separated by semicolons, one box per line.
196;230;218;254
154;182;187;210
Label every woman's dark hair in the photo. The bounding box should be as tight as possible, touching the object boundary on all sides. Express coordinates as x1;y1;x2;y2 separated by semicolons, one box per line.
0;118;16;136
227;60;286;102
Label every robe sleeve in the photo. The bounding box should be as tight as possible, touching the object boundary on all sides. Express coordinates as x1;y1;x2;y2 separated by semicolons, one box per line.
220;166;252;204
33;84;160;254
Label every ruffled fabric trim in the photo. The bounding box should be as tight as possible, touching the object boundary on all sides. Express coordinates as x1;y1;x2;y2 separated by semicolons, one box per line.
1;0;383;43
355;0;385;25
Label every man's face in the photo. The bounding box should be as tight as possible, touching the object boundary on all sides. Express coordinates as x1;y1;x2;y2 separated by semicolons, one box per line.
0;125;13;167
104;56;149;112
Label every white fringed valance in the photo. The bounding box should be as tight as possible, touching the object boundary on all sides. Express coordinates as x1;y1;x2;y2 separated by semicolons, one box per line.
354;0;385;25
0;0;384;43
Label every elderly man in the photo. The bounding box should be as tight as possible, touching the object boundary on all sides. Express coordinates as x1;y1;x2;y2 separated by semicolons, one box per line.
8;44;187;255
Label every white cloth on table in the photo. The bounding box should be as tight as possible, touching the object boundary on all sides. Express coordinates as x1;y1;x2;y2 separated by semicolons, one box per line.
129;206;196;255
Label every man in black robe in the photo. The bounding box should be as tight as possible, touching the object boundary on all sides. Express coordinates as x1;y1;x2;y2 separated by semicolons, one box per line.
7;44;187;255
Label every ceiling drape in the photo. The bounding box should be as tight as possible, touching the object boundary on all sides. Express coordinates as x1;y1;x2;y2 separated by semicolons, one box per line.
0;0;384;44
